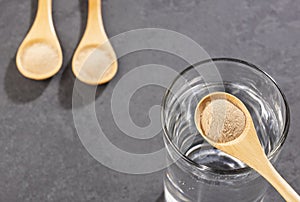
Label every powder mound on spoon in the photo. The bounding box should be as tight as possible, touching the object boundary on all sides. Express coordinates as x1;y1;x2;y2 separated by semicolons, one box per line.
21;43;59;74
200;99;246;143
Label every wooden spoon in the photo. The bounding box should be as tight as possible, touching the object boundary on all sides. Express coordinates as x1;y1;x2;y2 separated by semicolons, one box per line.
16;0;63;80
72;0;118;85
194;92;300;202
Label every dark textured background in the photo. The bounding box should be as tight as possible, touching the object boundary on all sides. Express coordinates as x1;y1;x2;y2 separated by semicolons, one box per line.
0;0;299;201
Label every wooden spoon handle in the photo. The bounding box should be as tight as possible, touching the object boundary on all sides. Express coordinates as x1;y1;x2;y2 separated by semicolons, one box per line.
29;0;54;37
256;158;300;202
216;130;299;201
84;0;106;44
37;0;52;19
34;0;52;26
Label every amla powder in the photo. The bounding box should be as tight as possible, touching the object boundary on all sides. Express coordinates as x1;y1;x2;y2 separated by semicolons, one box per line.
200;99;246;143
21;43;59;74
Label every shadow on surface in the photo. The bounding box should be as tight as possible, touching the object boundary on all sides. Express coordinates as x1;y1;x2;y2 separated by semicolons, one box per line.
4;58;51;103
58;59;107;110
30;0;37;24
156;192;165;202
78;0;88;37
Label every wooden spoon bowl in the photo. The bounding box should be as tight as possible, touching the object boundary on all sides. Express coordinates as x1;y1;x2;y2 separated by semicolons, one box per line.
16;0;62;80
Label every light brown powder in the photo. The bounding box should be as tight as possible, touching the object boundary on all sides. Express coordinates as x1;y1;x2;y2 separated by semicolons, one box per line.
200;99;246;143
74;46;114;83
21;43;59;74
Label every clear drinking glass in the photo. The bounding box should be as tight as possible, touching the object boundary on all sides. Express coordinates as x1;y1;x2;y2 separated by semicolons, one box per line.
161;58;290;202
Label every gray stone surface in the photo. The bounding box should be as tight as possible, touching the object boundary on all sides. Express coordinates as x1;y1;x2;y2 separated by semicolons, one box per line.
0;0;299;201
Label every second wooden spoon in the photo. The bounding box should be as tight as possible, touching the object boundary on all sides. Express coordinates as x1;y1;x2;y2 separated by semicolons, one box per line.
72;0;118;85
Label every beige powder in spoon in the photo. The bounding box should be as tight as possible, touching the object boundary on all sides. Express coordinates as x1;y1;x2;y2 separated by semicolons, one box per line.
74;47;114;83
21;43;59;74
200;99;246;143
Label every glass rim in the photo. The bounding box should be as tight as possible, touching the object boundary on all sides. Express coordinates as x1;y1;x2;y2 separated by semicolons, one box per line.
161;57;290;175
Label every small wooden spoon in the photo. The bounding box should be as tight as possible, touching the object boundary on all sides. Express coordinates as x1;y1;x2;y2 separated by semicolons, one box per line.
194;92;300;202
72;0;118;85
16;0;63;80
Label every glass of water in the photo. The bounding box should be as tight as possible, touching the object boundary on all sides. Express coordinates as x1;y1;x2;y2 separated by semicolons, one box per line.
161;58;290;202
